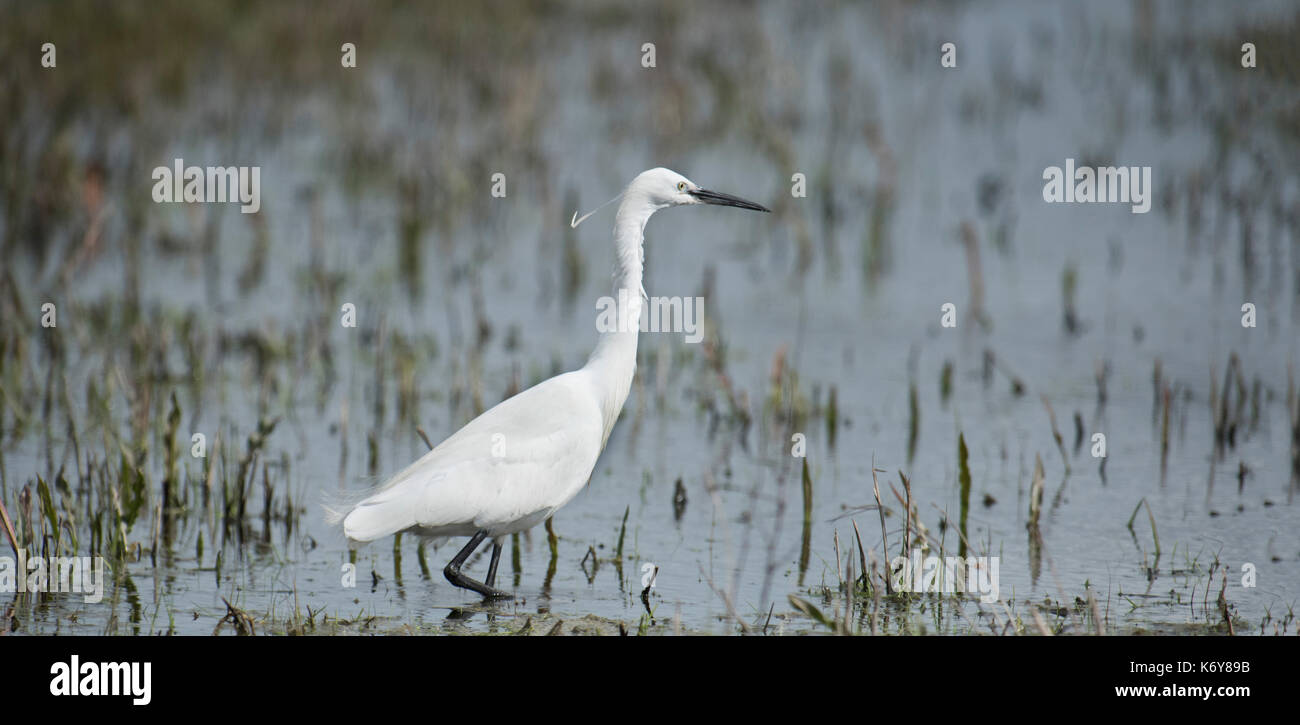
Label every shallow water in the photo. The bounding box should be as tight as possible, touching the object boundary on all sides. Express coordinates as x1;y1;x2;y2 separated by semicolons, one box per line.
3;0;1298;635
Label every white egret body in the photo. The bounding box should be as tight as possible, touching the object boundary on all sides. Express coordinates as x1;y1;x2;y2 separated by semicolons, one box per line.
331;167;769;597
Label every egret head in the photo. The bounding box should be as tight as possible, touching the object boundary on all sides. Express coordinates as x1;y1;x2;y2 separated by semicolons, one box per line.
628;167;770;213
570;167;770;229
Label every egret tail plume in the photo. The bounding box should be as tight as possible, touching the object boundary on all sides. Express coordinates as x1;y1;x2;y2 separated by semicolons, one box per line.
321;487;364;525
338;484;426;542
321;484;393;538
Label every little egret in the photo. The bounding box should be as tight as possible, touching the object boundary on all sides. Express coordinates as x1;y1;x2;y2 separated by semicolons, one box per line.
329;167;769;599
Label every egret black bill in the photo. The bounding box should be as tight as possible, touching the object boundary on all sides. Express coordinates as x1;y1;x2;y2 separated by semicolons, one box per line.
689;188;770;212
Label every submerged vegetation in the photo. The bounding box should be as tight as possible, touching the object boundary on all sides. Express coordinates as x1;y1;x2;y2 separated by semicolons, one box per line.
1;1;1298;635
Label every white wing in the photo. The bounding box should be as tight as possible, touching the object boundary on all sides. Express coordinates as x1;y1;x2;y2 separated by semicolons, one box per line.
341;370;605;541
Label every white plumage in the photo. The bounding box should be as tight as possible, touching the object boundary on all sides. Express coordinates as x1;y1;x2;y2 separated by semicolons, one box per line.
329;167;769;598
340;371;603;542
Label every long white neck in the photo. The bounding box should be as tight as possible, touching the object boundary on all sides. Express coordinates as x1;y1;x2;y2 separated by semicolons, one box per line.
584;196;655;446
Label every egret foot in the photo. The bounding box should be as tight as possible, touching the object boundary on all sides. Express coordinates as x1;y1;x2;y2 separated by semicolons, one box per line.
444;530;513;600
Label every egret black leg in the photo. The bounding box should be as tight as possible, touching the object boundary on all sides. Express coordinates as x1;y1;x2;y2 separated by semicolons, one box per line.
485;540;503;588
444;530;512;599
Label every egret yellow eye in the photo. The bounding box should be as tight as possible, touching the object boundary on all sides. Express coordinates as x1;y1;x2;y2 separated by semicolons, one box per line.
677;181;686;192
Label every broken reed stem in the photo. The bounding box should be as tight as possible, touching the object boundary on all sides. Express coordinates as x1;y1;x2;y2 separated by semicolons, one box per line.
833;529;842;590
799;458;813;582
900;471;912;559
1040;395;1070;474
870;457;890;594
1031;606;1053;636
1126;497;1161;558
852;519;867;592
1088;590;1105;635
907;381;919;462
0;498;18;556
1028;454;1045;530
957;433;972;558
